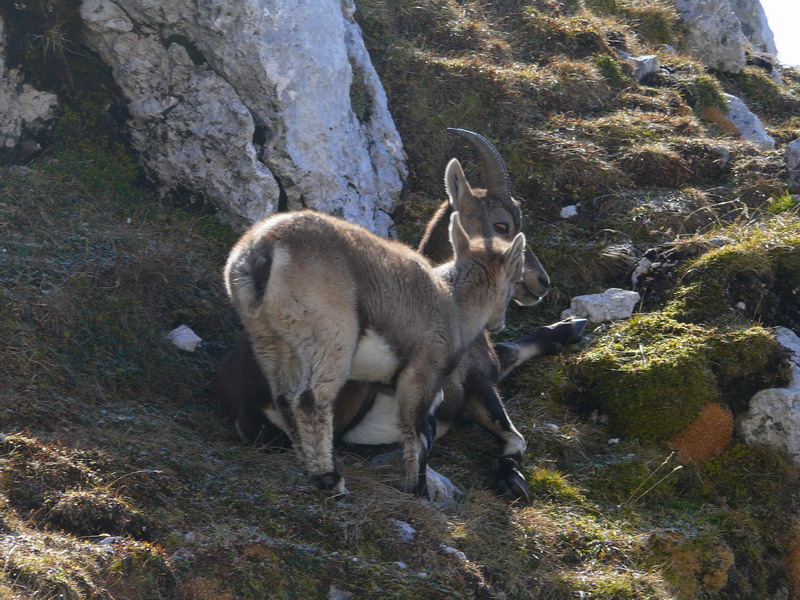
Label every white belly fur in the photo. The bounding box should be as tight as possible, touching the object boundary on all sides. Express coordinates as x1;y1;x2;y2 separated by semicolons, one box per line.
341;390;402;445
342;389;445;446
349;329;399;383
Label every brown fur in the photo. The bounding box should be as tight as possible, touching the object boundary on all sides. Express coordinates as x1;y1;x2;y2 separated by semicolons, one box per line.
224;163;525;496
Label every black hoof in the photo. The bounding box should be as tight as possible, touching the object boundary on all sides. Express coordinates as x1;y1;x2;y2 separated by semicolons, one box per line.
495;457;531;503
310;471;342;491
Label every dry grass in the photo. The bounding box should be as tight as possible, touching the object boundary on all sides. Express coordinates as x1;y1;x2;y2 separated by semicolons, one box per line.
4;0;800;597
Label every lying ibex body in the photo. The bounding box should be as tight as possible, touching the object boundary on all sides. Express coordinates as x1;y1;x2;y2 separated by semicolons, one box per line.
217;129;586;499
224;158;526;496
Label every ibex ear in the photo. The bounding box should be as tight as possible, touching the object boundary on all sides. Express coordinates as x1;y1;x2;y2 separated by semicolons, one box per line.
449;211;471;260
445;158;481;218
504;232;526;275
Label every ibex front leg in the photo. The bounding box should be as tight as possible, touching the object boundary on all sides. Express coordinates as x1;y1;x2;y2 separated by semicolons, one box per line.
463;375;530;502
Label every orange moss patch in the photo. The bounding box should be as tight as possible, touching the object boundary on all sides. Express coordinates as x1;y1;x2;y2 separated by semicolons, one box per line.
176;578;236;600
648;530;735;599
668;403;733;466
699;106;739;136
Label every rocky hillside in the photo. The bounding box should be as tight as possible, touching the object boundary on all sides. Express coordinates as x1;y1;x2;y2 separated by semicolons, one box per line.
2;0;800;598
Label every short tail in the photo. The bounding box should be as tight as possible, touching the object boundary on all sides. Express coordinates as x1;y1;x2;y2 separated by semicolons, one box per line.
225;240;274;318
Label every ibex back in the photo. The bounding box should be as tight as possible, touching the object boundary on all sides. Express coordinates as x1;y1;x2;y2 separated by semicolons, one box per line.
224;160;525;496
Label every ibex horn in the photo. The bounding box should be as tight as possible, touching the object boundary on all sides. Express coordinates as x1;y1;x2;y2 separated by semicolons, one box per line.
447;128;511;199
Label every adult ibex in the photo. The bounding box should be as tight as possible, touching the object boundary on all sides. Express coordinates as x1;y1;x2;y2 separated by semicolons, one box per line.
217;129;586;499
224;155;526;496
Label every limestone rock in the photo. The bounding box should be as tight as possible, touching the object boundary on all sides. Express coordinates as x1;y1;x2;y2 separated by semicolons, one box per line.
673;0;746;73
702;93;774;149
740;327;800;465
785;138;800;193
0;16;58;162
561;288;640;323
729;0;777;55
80;0;405;234
631;55;659;82
724;93;775;149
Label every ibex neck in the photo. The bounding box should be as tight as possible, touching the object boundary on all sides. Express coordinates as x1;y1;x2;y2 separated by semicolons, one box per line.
435;258;495;344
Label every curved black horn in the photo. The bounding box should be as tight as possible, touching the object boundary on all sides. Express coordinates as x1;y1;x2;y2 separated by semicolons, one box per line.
447;128;511;198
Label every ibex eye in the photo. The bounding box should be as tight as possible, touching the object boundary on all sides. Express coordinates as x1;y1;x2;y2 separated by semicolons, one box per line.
494;223;509;234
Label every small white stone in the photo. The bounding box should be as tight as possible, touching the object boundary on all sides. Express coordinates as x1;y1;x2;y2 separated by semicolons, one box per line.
631;54;659;81
440;545;468;561
166;325;202;352
560;205;578;219
567;288;640;323
389;518;417;542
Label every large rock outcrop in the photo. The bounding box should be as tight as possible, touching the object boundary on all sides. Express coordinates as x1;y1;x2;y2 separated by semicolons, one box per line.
673;0;746;73
729;0;777;55
80;0;406;234
0;16;58;162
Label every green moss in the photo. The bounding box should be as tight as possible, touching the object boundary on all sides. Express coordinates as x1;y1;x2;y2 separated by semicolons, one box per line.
45;92;141;202
702;444;799;593
617;0;679;46
665;223;800;329
595;53;630;86
567;314;715;441
766;192;799;215
45;489;155;540
348;57;373;123
680;74;727;112
521;11;611;59
564;313;791;441
582;449;681;506
527;466;586;503
614;143;689;187
705;326;790;411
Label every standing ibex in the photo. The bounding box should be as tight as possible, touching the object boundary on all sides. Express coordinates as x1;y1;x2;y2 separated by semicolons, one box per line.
224;156;526;496
217;129;586;499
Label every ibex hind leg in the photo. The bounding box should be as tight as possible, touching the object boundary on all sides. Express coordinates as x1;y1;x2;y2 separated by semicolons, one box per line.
397;372;440;499
250;332;347;494
290;329;358;495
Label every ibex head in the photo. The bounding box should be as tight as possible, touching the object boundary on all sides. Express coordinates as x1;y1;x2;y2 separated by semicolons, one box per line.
446;128;549;306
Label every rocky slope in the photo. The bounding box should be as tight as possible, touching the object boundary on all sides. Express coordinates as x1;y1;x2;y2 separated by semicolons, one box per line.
1;0;800;598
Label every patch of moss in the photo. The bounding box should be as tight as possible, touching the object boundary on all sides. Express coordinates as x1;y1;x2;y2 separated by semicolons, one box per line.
45;489;155;540
527;466;586;504
702;444;800;594
665;220;800;329
45;92;141;202
567;314;716;441
679;74;727;113
595;53;631;86
564;313;791;441
521;10;612;59
617;0;680;46
582;449;682;506
348;57;373;123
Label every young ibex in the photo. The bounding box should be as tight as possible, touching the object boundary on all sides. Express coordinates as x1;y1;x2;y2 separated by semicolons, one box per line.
224;158;526;496
217;129;586;500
